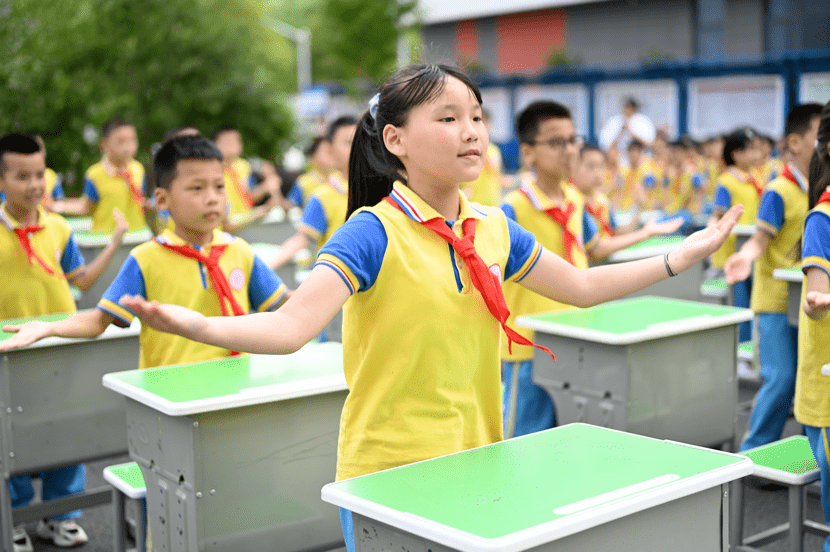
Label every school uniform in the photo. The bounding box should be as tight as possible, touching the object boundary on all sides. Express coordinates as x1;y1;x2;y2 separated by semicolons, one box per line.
619;160;658;210
83;158;146;232
741;165;809;450
296;171;348;247
1;204;88;520
712;167;763;341
98;228;286;369
223;157;258;214
584;189;617;238
287;165;328;207
464;143;504;207
499;179;598;437
662;167;704;232
796;192;830;552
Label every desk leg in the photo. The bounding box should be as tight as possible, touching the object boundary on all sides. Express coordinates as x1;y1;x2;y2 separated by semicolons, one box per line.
0;474;14;552
788;485;805;552
112;489;126;552
730;480;744;550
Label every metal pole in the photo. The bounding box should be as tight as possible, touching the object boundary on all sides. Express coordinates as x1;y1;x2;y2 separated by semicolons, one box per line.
265;18;311;93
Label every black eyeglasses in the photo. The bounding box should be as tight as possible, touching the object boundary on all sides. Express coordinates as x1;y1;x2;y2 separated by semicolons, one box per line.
531;135;584;149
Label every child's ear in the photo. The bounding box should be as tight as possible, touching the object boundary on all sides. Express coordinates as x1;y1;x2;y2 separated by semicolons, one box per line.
155;187;168;210
383;124;405;158
519;142;535;168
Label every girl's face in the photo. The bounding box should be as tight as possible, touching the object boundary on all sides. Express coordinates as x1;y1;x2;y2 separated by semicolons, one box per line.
385;76;488;187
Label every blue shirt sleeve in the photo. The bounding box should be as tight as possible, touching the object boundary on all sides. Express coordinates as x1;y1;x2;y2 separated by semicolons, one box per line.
52;175;65;200
141;175;148;196
803;211;830;278
757;189;785;235
248;254;286;310
248;174;257;190
692;173;704;190
582;210;598;245
504;216;539;281
714;185;731;211
643;174;656;190
317;211;387;292
298;195;328;239
60;234;85;275
287;184;304;207
98;255;147;325
83;177;100;203
608;204;618;231
500;202;517;222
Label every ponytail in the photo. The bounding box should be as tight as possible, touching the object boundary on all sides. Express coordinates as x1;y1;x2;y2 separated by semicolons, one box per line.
346;63;484;220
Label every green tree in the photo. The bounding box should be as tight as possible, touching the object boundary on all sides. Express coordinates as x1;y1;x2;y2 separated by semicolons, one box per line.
0;0;295;193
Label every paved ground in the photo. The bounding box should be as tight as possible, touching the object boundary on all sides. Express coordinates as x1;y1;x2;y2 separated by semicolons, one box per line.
14;380;827;552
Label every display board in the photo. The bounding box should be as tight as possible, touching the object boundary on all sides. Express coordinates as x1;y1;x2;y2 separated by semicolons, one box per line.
799;72;830;104
688;75;786;139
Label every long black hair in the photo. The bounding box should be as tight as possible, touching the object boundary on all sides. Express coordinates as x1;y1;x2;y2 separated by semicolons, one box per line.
346;64;483;219
809;101;830;209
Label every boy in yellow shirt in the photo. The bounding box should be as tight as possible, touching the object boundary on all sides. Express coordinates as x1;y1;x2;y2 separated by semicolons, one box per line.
0;134;288;370
0;133;128;552
213;127;277;214
286;136;332;208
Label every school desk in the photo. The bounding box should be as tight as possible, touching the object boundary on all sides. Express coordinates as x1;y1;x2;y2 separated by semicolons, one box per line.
517;297;754;449
0;312;140;551
229;206;302;247
773;267;802;327
322;423;753;552
102;342;348;552
604;236;704;301
65;216;92;233
74;228;153;309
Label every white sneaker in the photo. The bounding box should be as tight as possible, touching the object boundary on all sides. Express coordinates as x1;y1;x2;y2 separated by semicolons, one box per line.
36;519;89;547
13;525;33;552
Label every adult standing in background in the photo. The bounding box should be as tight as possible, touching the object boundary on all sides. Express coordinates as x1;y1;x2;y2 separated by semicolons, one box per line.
599;97;656;156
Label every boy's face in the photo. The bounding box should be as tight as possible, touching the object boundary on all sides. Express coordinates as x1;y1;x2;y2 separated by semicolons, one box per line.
329;125;357;175
0;152;47;213
574;150;606;193
521;117;577;180
788;116;821;167
155;159;227;237
102;125;139;165
309;141;332;169
214;131;243;161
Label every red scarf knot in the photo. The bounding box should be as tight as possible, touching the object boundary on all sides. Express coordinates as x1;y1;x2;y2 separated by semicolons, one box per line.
15;225;55;275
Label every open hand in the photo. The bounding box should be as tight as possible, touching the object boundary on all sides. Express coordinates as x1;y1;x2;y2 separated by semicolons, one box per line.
804;291;830;319
0;321;53;352
644;217;683;237
724;252;752;284
118;295;207;339
670;204;743;273
112;208;129;242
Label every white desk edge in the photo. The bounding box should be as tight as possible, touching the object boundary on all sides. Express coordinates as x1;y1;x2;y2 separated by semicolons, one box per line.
1;320;140;351
772;268;803;283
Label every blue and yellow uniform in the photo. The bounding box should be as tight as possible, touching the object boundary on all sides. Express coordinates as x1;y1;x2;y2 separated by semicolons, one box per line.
98;228;286;369
1;204;88;521
753;158;784;187
500;179;598;436
712;167;762;341
316;182;540;481
584;189;617;238
287;164;328;208
84;158;146;232
741;165;809;451
619;160;658;211
224;157;257;215
296;171;348;248
0;205;84;318
463;143;504;207
796;194;830;552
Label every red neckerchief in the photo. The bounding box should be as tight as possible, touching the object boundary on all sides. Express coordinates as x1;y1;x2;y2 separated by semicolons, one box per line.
584;201;614;237
780;164;808;193
158;240;245;355
520;189;579;265
383;196;555;361
15;225;55;275
818;190;830;206
116;168;145;211
226;164;254;210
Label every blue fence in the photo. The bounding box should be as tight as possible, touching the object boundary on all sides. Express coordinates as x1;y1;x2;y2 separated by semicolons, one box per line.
473;48;830;173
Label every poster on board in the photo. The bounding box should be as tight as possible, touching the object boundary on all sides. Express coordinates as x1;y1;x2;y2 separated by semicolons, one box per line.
478;87;513;144
594;80;678;147
688;75;786;139
514;84;590;139
799;72;830;104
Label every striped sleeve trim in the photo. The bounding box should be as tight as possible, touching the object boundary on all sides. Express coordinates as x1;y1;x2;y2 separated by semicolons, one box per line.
316;253;358;294
803;256;830;280
257;283;288;312
296;222;322;241
756;219;779;238
64;264;87;282
510;243;543;283
97;298;134;327
584;232;601;253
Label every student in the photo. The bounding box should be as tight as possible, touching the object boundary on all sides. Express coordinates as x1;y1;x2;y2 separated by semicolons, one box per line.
752;133;783;186
0;133;129;552
267;116;357;271
3;65;740;552
0;134;288;370
660;140;705;231
65;118;148;233
462;109;505;207
709;127;764;342
796;100;830;552
500;106;681;437
286;136;332;208
213;127;276;214
725;104;822;451
0;135;66;210
615;139;654;211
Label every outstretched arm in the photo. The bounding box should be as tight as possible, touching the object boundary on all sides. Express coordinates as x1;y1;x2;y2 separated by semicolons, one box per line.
71;208;129;291
120;263;349;355
0;309;114;352
521;204;743;307
589;217;684;261
724;229;771;284
268;232;311;270
803;266;830;320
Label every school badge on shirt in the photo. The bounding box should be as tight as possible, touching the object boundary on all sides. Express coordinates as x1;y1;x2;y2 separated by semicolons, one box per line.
229;268;245;291
489;263;502;284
